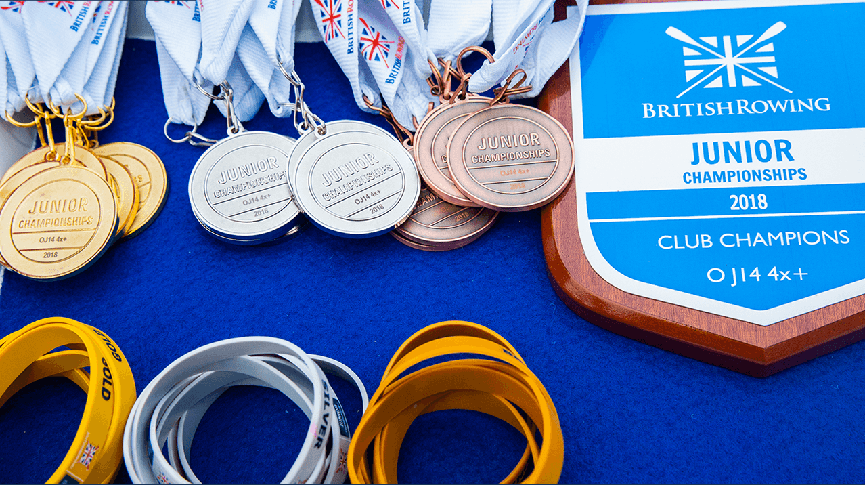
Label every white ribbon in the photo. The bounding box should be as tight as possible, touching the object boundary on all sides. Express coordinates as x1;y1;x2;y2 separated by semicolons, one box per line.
85;1;128;110
48;1;124;113
150;0;265;125
0;2;37;113
0;28;8;116
235;0;304;118
214;53;264;122
198;0;254;83
80;1;126;113
356;0;435;128
147;0;209;127
468;0;587;98
1;1;127;116
426;0;491;61
198;0;263;122
21;1;94;108
307;0;381;118
308;0;436;129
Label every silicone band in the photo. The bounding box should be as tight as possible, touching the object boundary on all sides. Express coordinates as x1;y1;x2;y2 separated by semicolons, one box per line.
123;337;367;484
347;320;564;483
0;317;137;484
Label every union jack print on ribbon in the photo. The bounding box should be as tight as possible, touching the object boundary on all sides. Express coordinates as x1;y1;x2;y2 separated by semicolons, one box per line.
78;443;99;470
359;18;393;68
379;0;400;10
159;1;191;6
313;0;344;42
38;0;76;14
0;1;23;12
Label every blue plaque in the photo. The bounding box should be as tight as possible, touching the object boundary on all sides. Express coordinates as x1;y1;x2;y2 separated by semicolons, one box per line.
571;0;865;325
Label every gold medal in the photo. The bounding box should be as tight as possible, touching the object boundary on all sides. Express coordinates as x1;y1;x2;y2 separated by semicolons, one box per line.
0;95;122;279
0;165;117;280
91;142;167;238
1;144;108;185
100;154;140;237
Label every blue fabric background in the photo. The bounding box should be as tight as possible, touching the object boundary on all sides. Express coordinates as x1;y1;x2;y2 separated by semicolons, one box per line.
1;39;864;484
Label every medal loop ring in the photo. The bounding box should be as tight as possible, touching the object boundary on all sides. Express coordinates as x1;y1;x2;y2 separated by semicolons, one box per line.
453;46;496;102
193;78;223;101
362;95;414;148
219;82;245;137
46;94;87;165
490;69;532;106
192;80;245;137
276;62;326;137
163;118;218;147
427;59;444;97
76;100;115;148
6;94;53;156
25;93;53;149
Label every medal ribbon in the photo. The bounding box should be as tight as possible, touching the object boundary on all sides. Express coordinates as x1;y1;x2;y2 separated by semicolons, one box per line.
468;0;588;98
0;31;7;114
357;0;435;129
21;1;94;108
49;1;125;114
146;0;210;128
234;0;309;120
82;1;128;114
307;0;380;119
308;0;436;129
0;2;36;114
199;0;264;122
426;0;492;61
2;1;127;116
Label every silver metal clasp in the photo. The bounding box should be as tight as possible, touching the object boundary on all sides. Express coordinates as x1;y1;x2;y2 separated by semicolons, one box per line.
276;59;327;137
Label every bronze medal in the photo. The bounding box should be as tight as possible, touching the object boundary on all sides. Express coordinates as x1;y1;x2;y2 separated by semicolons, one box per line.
446;103;574;212
393;187;498;251
413;97;491;207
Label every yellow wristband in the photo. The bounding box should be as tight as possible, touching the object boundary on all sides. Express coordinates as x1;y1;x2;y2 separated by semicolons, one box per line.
0;317;137;484
348;321;564;484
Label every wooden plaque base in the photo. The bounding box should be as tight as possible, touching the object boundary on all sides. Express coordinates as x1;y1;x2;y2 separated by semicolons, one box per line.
539;0;865;377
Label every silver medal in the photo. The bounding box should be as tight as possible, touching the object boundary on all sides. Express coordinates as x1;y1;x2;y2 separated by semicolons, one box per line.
288;121;420;238
189;131;302;242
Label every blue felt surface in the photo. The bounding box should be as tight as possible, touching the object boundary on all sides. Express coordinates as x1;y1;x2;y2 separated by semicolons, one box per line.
1;39;865;484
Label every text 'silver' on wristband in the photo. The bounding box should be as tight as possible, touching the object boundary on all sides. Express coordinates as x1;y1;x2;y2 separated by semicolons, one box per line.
347;320;565;483
122;337;368;484
0;317;137;484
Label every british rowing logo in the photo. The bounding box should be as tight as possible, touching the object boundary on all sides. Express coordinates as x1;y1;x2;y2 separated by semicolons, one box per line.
667;22;791;98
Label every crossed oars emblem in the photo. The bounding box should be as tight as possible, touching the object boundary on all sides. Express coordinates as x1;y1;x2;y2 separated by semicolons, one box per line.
665;21;791;98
